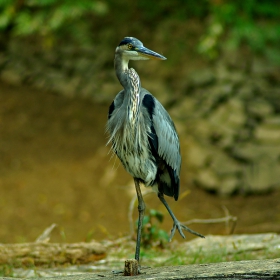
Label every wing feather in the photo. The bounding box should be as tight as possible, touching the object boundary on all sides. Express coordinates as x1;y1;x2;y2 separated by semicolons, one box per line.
152;98;181;175
142;91;181;200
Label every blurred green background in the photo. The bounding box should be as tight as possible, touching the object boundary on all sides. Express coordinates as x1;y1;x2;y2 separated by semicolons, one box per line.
0;0;280;244
1;0;280;60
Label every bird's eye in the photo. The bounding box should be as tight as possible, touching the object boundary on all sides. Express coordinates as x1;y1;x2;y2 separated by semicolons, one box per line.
127;44;133;50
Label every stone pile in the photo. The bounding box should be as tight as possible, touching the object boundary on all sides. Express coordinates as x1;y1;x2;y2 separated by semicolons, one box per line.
173;56;280;195
0;39;116;102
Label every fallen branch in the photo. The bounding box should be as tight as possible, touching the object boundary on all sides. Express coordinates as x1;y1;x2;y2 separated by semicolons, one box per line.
0;224;106;266
0;241;106;266
183;205;237;234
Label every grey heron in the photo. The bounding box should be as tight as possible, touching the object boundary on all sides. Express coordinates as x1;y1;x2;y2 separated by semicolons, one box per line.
106;37;204;267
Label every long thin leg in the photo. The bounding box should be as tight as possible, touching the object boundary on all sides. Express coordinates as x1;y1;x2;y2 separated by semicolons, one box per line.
134;178;145;263
158;193;205;241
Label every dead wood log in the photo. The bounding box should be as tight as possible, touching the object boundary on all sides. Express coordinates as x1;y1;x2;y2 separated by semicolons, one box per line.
3;258;279;280
0;241;106;266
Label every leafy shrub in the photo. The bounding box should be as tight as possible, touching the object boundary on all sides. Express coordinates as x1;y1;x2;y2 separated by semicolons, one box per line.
138;209;169;249
198;0;280;62
0;0;108;47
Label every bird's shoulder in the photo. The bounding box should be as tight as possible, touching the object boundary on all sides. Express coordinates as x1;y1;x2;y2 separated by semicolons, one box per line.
140;88;181;170
140;88;176;129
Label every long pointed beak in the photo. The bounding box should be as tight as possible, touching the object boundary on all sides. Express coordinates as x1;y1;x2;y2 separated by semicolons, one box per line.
136;46;166;60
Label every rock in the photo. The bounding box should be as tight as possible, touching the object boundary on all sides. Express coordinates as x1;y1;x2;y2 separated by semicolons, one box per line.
215;63;230;81
188;145;241;195
195;168;221;191
188;69;216;87
189;119;214;142
185;140;212;168
251;57;276;75
254;117;280;144
210;150;241;176
243;158;280;193
220;176;239;195
233;143;280;161
209;98;246;130
236;84;255;99
262;88;280;111
207;98;246;147
170;97;198;119
247;98;274;118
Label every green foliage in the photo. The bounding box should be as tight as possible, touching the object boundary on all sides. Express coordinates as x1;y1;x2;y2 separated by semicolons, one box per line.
0;0;108;47
137;209;169;249
161;246;280;267
198;0;280;62
0;0;279;63
130;0;209;21
0;264;14;277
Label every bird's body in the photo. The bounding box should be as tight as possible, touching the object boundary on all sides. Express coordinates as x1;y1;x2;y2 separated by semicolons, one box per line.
107;68;180;199
106;37;204;271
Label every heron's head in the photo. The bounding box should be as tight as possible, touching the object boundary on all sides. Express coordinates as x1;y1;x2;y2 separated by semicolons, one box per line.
116;37;166;61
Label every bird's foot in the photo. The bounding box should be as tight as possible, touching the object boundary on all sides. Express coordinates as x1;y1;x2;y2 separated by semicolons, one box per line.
169;219;205;242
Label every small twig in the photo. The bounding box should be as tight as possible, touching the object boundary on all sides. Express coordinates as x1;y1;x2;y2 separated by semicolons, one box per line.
222;205;230;231
183;216;237;225
35;223;57;243
183;206;237;234
102;236;132;248
222;205;237;234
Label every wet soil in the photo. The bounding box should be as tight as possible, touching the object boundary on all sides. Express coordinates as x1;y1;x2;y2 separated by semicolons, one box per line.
0;81;280;244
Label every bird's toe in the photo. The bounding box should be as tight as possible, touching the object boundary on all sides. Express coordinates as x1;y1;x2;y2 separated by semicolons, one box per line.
169;220;205;241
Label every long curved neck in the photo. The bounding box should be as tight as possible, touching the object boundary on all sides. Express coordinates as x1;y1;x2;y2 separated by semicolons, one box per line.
114;52;141;124
114;52;129;88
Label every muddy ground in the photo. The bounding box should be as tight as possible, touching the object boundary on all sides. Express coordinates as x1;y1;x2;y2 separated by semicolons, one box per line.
0;81;280;244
